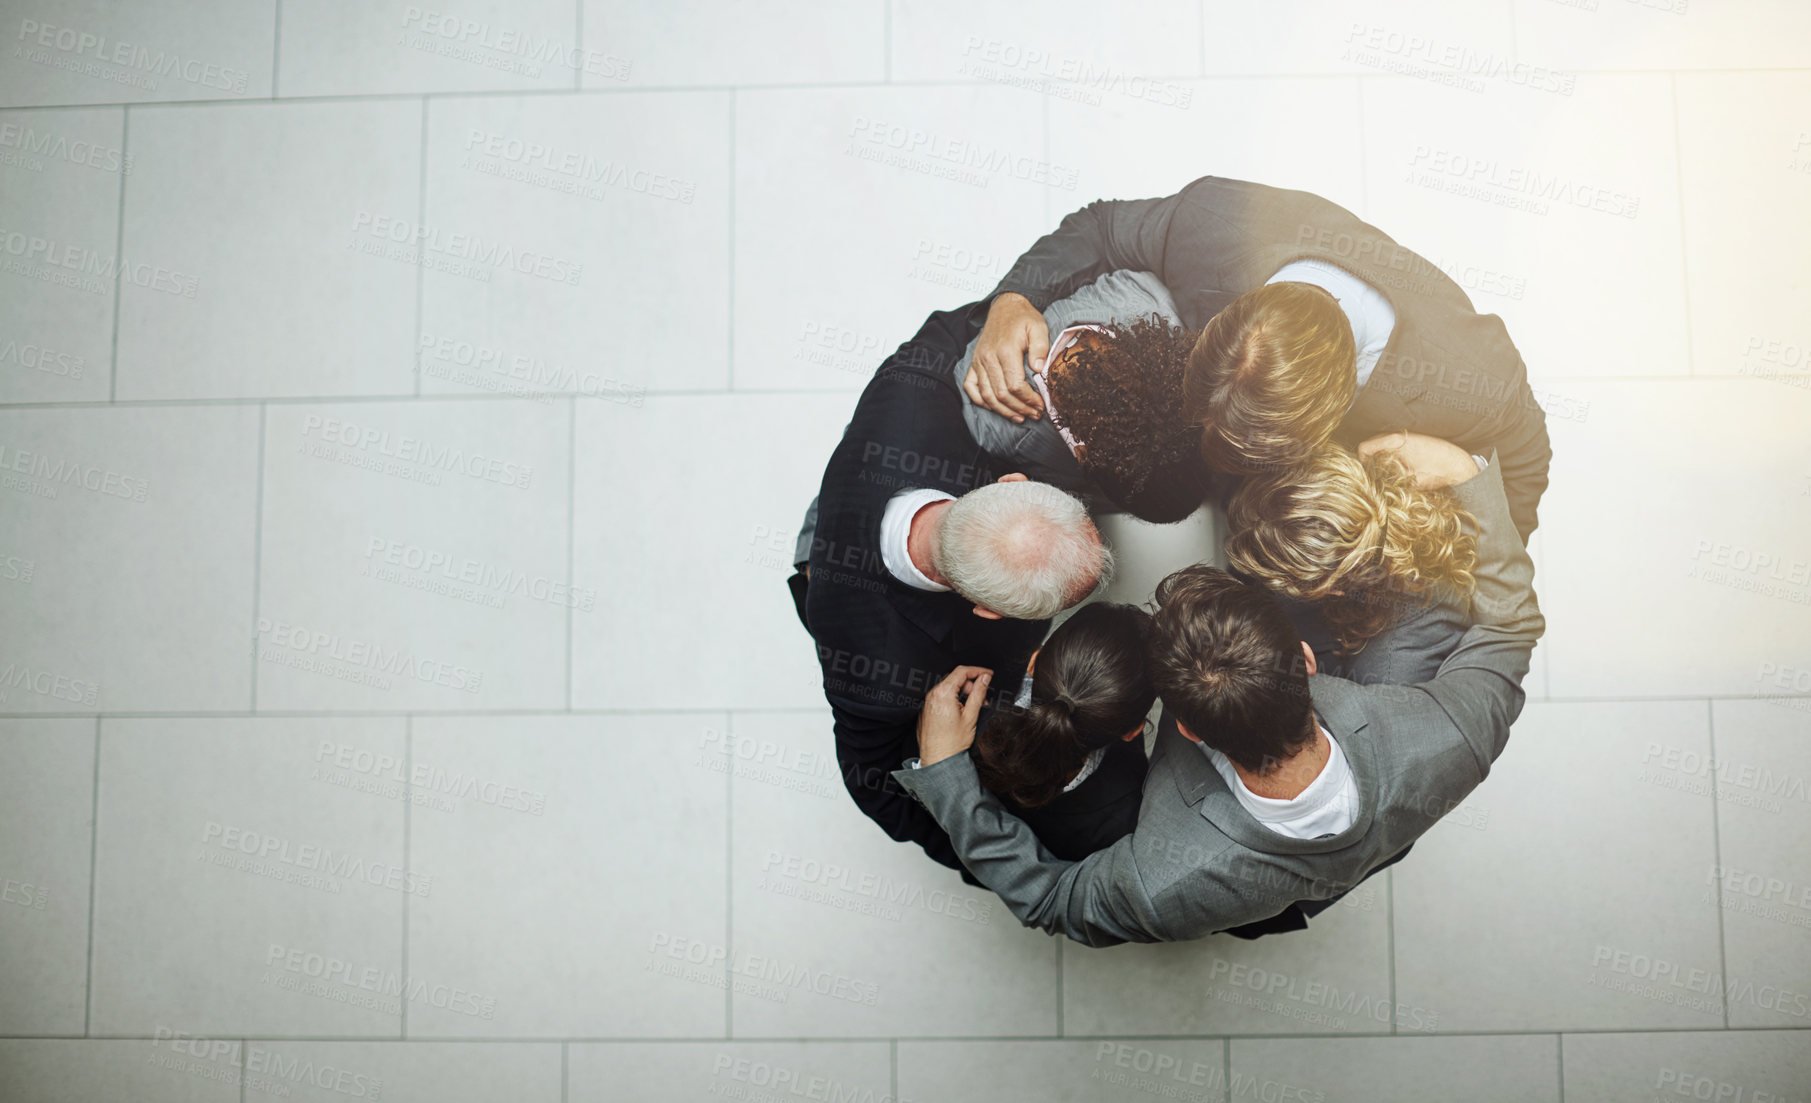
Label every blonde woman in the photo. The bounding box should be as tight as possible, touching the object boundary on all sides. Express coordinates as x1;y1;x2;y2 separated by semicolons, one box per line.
1225;430;1485;685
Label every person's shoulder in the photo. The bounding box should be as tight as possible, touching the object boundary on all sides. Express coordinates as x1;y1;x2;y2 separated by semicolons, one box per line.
1138;823;1253;929
1177;175;1331;218
1072;269;1179;320
864;356;962;402
1312;674;1484;783
1313;672;1432;723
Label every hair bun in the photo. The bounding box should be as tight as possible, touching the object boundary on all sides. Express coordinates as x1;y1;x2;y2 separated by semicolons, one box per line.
1051;693;1076;717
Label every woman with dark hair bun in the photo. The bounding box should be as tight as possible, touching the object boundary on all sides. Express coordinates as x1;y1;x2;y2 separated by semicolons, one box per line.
968;602;1156;860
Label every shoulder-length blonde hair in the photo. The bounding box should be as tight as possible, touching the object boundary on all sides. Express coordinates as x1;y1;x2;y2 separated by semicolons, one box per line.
1225;444;1477;653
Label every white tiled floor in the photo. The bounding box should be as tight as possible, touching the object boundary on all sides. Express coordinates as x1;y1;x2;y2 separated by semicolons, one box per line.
116;99;424;400
2;2;1808;1100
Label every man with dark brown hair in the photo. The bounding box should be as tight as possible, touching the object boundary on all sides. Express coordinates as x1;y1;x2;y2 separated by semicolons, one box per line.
1145;565;1322;778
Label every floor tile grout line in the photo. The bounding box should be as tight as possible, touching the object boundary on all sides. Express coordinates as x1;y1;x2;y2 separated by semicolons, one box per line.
1386;868;1397;1033
412;96;429;398
107;107;129;403
1556;1032;1565;1102
1221;1037;1231;1103
572;0;583;93
725;710;734;1038
1667;73;1697;376
83;716;99;1036
1197;0;1207;77
7;692;1809;722
1706;699;1729;1028
401;714;413;1039
270;0;282;98
249;404;266;709
23;1025;1811;1043
726;90;736;389
27;65;1808;111
3;371;1807;411
565;397;576;711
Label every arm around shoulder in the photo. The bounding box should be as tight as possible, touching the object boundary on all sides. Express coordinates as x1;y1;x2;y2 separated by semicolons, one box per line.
990;192;1185;312
894;752;1169;946
1422;459;1546;766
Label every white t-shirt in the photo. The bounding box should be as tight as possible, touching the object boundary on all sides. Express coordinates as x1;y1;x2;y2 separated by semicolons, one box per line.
1267;259;1396;396
880;487;955;591
1201;724;1359;839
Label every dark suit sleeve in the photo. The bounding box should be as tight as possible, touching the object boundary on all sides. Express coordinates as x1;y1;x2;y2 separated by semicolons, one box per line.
990;192;1185;312
831;703;962;871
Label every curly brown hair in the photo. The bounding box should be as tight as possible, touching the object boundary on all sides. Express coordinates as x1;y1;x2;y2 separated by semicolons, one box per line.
1047;316;1212;524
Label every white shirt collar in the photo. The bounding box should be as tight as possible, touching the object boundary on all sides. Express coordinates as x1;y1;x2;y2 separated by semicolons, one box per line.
1063;747;1108;793
880;487;955;591
1266;259;1396;396
1200;722;1359;839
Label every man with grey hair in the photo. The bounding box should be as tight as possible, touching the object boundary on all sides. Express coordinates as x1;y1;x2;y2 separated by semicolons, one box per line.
929;477;1109;621
789;302;1110;875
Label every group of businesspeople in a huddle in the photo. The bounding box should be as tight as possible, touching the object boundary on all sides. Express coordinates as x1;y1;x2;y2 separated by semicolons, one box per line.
786;175;1549;945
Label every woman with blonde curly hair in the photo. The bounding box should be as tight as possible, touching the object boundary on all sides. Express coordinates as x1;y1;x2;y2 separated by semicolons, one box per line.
1225;430;1486;682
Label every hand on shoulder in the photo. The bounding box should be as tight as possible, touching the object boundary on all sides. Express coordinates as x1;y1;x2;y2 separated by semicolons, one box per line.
1358;431;1479;490
964;294;1048;424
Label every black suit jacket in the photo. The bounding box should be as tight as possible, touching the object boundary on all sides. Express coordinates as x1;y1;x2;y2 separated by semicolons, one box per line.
991;175;1552;541
800;302;1049;872
1005;737;1147;862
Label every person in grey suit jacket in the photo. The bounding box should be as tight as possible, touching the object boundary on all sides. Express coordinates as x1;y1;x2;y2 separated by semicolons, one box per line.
895;448;1543;946
966;176;1552;543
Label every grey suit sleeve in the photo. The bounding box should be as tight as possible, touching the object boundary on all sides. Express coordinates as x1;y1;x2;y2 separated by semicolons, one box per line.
1417;458;1546;769
1472;378;1552;543
990;195;1184;312
893;754;1172;947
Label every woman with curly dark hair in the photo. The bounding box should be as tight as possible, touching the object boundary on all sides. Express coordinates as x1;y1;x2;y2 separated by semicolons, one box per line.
966;602;1155;860
951;271;1217;523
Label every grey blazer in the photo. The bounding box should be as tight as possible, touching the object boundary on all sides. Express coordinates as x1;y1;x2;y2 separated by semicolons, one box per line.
894;461;1544;945
952;269;1182;492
